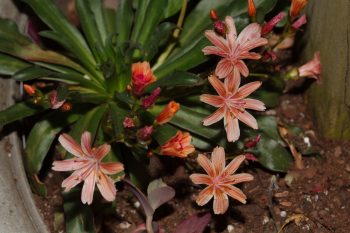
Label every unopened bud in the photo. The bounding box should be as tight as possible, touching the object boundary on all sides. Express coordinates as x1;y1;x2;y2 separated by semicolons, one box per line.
248;0;257;19
292;14;307;30
244;135;261;148
290;0;308;19
261;12;286;35
123;117;135;128
213;20;226;35
142;87;161;108
210;9;218;21
245;153;258;162
61;102;72;112
23;84;36;96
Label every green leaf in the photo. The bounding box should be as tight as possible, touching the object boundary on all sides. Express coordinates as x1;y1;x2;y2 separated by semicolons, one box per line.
131;0;166;47
88;0;108;44
145;71;204;92
0;100;48;127
22;0;96;70
256;116;284;144
0;53;29;75
164;0;184;19
76;0;104;62
252;90;280;108
254;133;293;172
130;0;151;42
255;0;278;23
63;190;96;233
152;124;177;145
108;101;129;137
24;109;84;174
115;0;133;44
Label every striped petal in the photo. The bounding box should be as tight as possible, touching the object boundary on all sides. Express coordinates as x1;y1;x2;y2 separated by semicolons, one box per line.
204;30;229;52
92;144;111;161
58;133;83;158
52;159;89;171
97;172;117;202
196;185;214;206
100;162;124;175
235;81;262;99
190;173;212;185
200;94;224;107
237;111;258;129
208;75;226;97
236;60;249;77
197;154;215;177
211;147;226;175
222;155;246;176
230;173;254;184
81;169;96;205
225;68;240;94
215;59;233;79
243;98;266;111
81;131;92;156
213;188;229;214
220;184;247;204
202;46;227;57
203;107;224;126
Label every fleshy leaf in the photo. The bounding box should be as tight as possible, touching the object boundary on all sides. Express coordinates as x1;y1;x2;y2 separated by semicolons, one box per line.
175;213;211;233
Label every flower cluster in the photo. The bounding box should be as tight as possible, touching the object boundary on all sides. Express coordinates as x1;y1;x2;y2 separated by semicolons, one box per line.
201;16;267;142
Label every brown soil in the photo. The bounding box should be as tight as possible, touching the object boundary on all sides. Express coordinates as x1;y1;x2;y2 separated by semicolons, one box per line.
35;94;350;233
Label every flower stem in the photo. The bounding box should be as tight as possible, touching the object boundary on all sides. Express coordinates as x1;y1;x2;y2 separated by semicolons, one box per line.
146;216;154;233
249;73;269;78
153;0;188;70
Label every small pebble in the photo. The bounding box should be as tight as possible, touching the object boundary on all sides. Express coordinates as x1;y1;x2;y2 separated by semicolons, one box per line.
227;225;234;232
262;216;269;225
133;201;140;208
280;211;287;218
303;136;311;147
119;221;131;229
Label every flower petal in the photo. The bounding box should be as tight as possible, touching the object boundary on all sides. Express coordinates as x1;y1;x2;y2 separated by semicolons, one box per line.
200;94;224;107
215;59;233;79
235;60;249;77
58;133;83;157
196;185;214;206
100;162;124;175
97;172;117;202
61;173;83;192
225;68;240;94
243;98;266;111
222;155;246;176
220;184;247;204
235;81;262;99
92;144;111;161
52;159;89;171
197;154;215;177
225;16;237;51
204;30;228;52
81;131;92;156
211;147;226;175
202;46;227;57
225;114;240;142
190;173;212;185
203;107;224;126
208;75;226;97
213;188;229;214
81;169;96;205
230;173;254;184
237;111;258;129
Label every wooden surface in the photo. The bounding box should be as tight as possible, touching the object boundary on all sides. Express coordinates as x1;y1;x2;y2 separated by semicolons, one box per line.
305;0;350;140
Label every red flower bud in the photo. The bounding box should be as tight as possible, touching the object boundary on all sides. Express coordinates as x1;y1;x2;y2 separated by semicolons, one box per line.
142;87;161;108
213;20;226;35
261;12;286;35
210;9;218;21
23;84;36;96
156;101;180;125
248;0;257;18
123;117;135;128
292;14;307;29
290;0;308;19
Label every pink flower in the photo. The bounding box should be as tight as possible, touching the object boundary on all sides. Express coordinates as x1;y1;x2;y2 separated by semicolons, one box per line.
200;74;265;142
261;12;287;35
123;117;135;128
142;87;161;108
190;147;253;214
137;125;153;141
132;61;156;95
202;16;268;79
298;52;321;81
50;90;65;109
160;131;195;158
52;132;124;205
292;14;307;30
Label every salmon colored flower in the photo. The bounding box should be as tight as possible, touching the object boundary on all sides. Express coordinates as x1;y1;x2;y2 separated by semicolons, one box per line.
23;84;36;96
290;0;308;19
247;0;256;18
160;131;195;158
50;90;66;109
52;131;124;205
132;61;156;95
156;101;180;125
190;147;253;214
200;74;265;142
298;52;321;81
202;16;267;80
